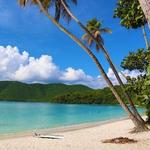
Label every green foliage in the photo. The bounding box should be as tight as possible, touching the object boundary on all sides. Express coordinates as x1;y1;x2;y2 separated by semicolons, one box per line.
0;81;125;105
86;19;101;31
52;87;118;104
121;49;149;72
0;81;91;102
82;18;111;50
141;68;150;120
114;0;147;29
122;49;150;121
126;71;150;121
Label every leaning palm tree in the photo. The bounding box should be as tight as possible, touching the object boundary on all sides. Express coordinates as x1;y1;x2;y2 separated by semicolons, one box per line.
59;0;145;124
18;0;148;131
82;19;148;124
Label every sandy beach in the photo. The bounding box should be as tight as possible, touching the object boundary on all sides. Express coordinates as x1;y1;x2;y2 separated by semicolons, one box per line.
0;118;150;150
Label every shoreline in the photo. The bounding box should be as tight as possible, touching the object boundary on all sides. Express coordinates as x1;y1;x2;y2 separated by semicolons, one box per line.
0;117;128;140
0;116;149;150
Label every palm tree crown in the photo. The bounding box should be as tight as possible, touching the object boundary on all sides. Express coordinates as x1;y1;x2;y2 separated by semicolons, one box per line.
82;18;112;51
18;0;77;22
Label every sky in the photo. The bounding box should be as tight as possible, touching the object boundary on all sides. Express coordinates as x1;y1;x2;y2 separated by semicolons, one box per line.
0;0;149;89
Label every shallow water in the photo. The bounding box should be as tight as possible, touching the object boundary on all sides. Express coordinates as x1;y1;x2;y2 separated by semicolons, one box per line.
0;101;145;135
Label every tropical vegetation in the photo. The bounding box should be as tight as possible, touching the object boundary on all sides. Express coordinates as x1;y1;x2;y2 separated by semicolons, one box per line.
121;49;150;122
82;18;144;123
114;0;149;49
0;81;122;104
17;0;149;131
82;18;112;51
114;0;150;123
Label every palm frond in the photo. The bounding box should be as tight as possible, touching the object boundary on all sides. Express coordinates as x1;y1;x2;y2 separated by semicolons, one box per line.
55;1;61;21
61;1;72;23
88;38;94;47
41;0;51;10
54;0;77;23
18;0;38;6
94;31;100;38
18;0;28;6
19;0;76;23
82;33;90;40
100;28;112;34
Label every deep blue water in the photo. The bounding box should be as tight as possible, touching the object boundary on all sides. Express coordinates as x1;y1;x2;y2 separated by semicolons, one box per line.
0;101;145;135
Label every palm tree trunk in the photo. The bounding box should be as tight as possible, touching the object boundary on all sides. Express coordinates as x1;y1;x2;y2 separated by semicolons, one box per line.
60;0;145;124
138;0;150;27
142;25;149;50
35;0;148;132
102;46;145;124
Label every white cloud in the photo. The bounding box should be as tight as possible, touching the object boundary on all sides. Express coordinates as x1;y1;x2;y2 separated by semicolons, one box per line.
122;69;145;78
60;67;92;81
14;55;60;82
0;46;29;80
107;68;144;86
0;46;143;89
60;67;107;88
107;68;126;85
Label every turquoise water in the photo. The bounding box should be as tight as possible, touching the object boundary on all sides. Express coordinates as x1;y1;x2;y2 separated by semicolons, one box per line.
0;101;145;135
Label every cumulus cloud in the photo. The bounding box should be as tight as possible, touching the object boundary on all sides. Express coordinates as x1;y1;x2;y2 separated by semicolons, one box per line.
0;46;143;89
14;55;61;82
0;46;61;83
60;67;107;88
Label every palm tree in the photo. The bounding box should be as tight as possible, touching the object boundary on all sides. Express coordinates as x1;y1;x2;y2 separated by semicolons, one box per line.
82;19;112;51
82;19;126;78
18;0;148;131
59;0;145;124
82;19;146;124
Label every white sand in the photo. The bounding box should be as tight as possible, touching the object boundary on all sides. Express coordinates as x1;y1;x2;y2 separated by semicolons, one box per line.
0;118;150;150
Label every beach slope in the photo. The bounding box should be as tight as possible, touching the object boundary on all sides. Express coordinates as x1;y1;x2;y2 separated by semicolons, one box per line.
0;118;150;150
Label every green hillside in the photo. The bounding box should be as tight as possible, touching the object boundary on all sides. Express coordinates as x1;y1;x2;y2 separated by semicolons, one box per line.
0;81;125;104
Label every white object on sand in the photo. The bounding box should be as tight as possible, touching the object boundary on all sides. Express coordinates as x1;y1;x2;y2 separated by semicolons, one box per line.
34;133;64;139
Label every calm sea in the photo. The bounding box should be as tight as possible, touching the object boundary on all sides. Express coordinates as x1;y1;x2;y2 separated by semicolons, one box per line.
0;101;145;135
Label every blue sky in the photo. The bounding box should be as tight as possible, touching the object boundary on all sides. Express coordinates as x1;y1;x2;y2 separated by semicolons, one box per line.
0;0;149;88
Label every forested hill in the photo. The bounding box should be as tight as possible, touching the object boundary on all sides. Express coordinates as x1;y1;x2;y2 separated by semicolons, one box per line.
0;81;124;104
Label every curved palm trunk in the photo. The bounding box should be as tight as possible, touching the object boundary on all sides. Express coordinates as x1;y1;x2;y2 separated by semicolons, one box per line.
102;46;145;124
142;25;149;50
60;0;145;124
35;0;148;131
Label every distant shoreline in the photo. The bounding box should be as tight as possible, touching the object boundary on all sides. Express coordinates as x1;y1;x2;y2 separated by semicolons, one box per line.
0;101;143;108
